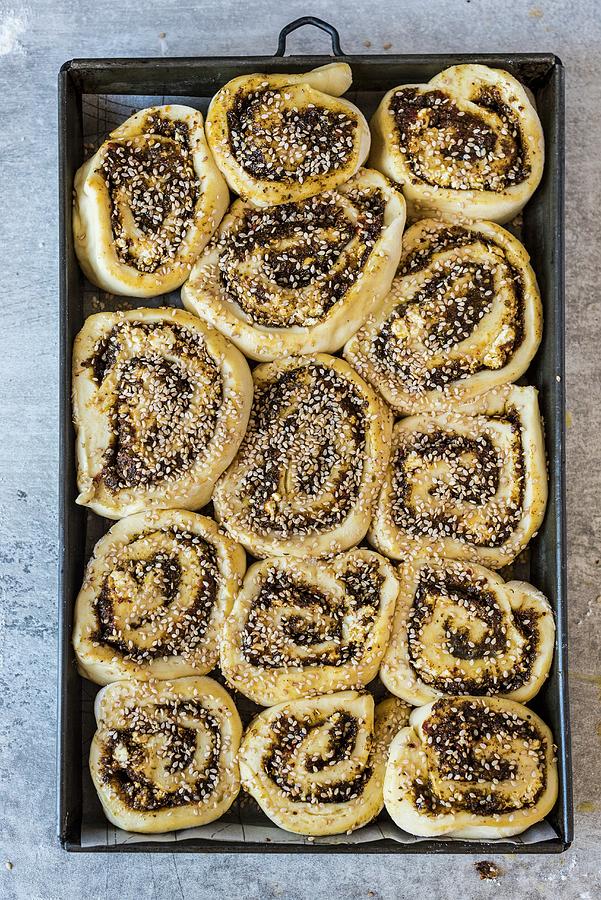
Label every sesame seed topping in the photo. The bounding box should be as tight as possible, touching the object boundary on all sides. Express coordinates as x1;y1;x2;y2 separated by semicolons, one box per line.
389;86;530;193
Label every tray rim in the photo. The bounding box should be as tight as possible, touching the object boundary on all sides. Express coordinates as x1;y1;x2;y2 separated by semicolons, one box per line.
57;45;571;855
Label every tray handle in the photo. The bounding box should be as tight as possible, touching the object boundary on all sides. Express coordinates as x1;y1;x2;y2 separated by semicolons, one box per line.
275;16;344;57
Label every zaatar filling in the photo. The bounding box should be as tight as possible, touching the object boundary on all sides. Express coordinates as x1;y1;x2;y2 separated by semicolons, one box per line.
101;115;198;273
88;323;223;492
101;701;221;811
407;566;539;693
391;412;525;547
264;710;372;803
227;87;357;183
93;529;219;663
218;188;386;327
241;559;383;667
412;699;547;815
389;86;529;192
369;225;525;393
236;363;368;536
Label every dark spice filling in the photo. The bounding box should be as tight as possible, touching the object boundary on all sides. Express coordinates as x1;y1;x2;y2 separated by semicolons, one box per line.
389;87;529;191
369;225;525;392
101;115;198;273
412;699;547;815
264;711;371;802
400;226;477;275
391;412;524;547
241;559;383;667
227;88;357;184
218;189;386;327
88;333;120;384
101;701;221;811
238;363;368;536
93;530;219;662
339;558;384;612
144;113;192;149
243;571;344;666
87;323;222;492
407;567;539;693
475;85;529;178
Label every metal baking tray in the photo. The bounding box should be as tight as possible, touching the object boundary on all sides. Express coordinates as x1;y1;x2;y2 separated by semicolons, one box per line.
58;16;571;853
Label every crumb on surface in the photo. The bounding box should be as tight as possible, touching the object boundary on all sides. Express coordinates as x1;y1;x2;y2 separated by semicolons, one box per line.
475;860;501;880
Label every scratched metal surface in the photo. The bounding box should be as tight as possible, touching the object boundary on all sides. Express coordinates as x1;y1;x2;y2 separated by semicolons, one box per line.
0;0;600;897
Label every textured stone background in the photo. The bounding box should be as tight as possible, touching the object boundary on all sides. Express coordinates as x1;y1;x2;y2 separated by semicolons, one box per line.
0;0;600;897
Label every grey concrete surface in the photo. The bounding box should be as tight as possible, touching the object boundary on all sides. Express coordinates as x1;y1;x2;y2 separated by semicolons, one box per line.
0;0;600;897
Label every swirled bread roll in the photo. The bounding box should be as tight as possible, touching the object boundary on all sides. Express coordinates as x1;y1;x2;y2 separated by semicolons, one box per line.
90;676;242;833
73;105;228;297
73;510;246;684
384;696;558;838
221;550;399;705
239;692;410;835
213;354;393;558
206;64;370;206
73;308;253;519
344;219;542;415
380;557;554;705
369;384;547;568
182;169;406;360
370;65;544;224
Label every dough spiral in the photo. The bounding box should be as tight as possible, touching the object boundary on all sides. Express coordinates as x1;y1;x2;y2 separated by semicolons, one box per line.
370;65;544;224
383;696;558;838
220;549;399;705
90;676;242;833
239;691;410;835
369;384;547;568
206;63;370;206
73;510;246;684
213;354;393;558
380;557;555;705
344;218;542;415
182;169;405;360
73;105;228;297
72;308;253;519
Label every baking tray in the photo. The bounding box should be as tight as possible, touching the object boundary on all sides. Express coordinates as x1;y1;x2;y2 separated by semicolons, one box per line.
58;16;572;853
